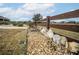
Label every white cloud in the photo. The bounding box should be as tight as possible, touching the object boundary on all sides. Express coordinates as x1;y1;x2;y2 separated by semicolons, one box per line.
45;9;55;15
0;3;55;21
70;9;78;11
22;3;54;10
0;3;4;6
43;16;46;19
18;17;30;21
0;7;12;13
21;3;55;14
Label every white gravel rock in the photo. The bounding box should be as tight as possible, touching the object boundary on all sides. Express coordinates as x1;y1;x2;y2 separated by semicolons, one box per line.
47;29;54;39
69;42;79;53
40;27;48;37
53;34;61;44
60;36;67;45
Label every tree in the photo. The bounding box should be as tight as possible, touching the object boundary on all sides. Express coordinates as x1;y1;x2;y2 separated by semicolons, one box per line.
32;14;43;26
67;21;76;24
0;16;10;25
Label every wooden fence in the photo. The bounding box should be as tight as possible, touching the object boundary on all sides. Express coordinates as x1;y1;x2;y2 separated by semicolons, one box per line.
35;9;79;41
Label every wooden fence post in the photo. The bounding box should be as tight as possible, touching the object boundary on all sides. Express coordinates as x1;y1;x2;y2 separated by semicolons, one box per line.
47;16;50;30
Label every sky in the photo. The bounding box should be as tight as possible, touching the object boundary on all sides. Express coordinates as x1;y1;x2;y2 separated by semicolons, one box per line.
0;3;79;22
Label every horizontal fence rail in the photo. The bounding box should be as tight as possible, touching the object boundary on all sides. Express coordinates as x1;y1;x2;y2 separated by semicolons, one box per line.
36;22;79;32
33;9;79;41
51;28;79;41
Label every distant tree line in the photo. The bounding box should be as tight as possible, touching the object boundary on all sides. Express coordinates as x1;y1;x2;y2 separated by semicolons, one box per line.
0;16;10;25
61;21;79;24
67;21;79;24
0;16;31;26
57;21;79;24
0;15;79;27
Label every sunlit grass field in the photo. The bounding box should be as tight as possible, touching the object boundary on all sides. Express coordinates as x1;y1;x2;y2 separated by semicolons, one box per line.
0;26;79;55
0;29;28;55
